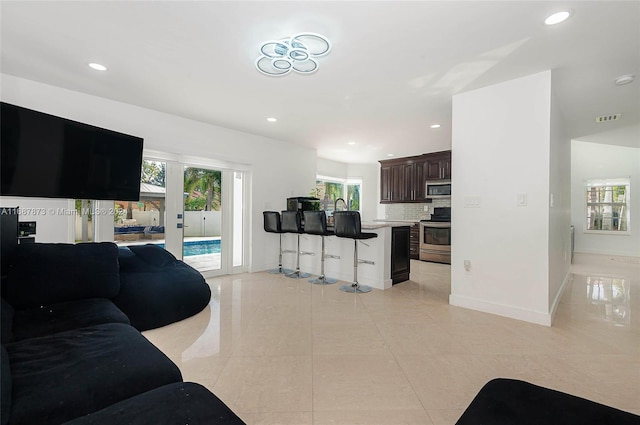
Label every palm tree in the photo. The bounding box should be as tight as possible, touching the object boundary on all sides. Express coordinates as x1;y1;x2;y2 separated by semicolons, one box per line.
184;167;221;211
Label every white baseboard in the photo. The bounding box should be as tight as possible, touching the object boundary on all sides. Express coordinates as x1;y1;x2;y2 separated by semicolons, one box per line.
549;270;572;325
449;294;552;327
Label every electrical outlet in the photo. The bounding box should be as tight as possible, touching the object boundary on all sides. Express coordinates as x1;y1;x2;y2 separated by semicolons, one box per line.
424;205;429;212
464;260;471;271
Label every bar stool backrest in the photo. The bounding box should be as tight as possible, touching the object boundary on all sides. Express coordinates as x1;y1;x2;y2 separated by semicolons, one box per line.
333;211;362;238
263;211;282;233
281;210;303;233
303;211;327;235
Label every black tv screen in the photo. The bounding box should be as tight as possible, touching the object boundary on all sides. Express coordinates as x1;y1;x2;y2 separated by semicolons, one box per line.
1;102;143;201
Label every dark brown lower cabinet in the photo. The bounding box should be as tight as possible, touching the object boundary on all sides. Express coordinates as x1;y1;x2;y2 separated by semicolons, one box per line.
391;226;411;284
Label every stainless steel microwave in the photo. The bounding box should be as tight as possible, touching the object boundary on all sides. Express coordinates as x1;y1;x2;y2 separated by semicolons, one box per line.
425;180;451;198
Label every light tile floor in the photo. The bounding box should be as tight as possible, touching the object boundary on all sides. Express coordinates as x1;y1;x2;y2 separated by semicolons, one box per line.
143;253;640;424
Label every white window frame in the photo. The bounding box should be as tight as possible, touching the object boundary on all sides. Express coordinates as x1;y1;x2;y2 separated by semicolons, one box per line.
583;178;631;235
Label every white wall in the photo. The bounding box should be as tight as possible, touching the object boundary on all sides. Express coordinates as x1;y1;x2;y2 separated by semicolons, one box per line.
317;158;348;179
571;140;640;257
0;197;73;242
1;74;318;272
450;71;567;326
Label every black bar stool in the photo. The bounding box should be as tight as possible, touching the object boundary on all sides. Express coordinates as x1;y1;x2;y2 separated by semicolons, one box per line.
262;211;291;274
303;210;337;285
333;211;377;293
281;210;311;279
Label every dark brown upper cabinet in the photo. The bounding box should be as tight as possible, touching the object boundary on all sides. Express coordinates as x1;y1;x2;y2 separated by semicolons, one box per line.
380;150;451;203
425;150;451;180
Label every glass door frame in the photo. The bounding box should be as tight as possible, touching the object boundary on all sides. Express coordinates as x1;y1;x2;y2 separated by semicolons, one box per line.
142;150;250;277
84;150;250;277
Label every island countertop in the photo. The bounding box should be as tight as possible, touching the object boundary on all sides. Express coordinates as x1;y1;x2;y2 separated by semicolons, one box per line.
326;221;413;231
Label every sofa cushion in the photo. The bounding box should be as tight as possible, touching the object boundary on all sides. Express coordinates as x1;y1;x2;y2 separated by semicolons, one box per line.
1;298;14;344
62;382;246;425
4;242;120;309
12;298;130;342
1;345;11;425
6;322;182;425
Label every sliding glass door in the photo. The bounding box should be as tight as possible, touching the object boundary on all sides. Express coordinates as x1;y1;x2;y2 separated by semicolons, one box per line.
109;155;247;277
182;166;222;273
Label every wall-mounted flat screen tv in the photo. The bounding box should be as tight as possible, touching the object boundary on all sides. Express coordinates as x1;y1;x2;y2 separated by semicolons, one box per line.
1;102;143;201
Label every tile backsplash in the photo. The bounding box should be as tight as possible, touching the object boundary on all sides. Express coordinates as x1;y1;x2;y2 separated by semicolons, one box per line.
384;199;451;220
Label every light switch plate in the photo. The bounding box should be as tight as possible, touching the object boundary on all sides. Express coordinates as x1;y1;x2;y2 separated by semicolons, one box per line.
517;194;528;206
464;197;481;208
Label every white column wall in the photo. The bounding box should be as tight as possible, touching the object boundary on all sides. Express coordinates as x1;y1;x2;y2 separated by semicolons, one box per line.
450;71;554;325
547;80;573;316
1;75;317;271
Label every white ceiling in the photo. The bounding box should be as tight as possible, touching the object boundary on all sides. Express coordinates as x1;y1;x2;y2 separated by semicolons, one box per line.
1;1;638;164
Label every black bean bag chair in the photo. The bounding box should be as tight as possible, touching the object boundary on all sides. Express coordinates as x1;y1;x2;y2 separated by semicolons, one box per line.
113;245;211;331
456;378;640;425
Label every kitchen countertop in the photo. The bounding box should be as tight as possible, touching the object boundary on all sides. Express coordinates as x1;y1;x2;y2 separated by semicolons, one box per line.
362;221;415;229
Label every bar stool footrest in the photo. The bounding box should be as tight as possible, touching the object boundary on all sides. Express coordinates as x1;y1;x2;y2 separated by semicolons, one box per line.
269;267;293;274
286;270;311;279
309;276;337;284
339;283;372;293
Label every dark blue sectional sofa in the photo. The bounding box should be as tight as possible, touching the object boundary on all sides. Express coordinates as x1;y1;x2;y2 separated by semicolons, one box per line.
0;242;244;425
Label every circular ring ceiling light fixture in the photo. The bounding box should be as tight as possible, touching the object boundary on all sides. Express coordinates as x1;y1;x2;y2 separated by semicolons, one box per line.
256;33;331;76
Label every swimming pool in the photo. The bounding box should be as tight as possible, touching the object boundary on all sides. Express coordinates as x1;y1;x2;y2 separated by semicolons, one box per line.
156;239;221;256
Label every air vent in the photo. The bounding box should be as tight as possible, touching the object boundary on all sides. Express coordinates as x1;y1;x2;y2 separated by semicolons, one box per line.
595;114;621;123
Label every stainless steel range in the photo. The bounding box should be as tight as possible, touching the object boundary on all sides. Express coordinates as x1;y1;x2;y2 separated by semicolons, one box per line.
419;207;451;264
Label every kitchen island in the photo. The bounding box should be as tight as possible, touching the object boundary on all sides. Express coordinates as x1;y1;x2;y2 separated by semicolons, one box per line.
279;221;410;290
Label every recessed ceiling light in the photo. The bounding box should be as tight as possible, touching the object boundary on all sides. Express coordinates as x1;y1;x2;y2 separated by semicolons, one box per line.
615;74;635;86
430;124;441;129
88;62;107;71
347;141;356;145
266;117;277;122
544;11;571;25
387;153;394;157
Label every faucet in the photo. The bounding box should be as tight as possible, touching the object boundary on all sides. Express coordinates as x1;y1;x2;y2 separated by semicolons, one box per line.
334;198;348;211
